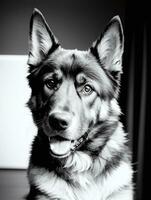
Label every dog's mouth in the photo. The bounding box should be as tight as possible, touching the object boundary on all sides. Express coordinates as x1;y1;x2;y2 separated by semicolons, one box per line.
49;136;75;158
49;133;89;158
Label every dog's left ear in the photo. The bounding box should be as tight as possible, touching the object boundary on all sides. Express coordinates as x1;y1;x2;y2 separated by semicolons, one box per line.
28;8;59;66
90;16;124;80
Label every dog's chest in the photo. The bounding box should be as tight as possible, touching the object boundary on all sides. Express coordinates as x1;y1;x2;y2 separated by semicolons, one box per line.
30;168;103;200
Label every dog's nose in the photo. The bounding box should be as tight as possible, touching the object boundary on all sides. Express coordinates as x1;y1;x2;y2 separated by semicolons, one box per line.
49;113;69;131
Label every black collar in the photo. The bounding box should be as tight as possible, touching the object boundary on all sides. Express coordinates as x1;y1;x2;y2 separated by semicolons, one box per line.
70;131;89;152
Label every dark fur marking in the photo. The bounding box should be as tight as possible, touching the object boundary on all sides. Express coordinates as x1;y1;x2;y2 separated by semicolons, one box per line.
90;46;101;64
71;53;76;60
26;185;49;200
29;130;60;171
101;152;123;176
80;121;118;156
88;93;98;108
60;64;83;79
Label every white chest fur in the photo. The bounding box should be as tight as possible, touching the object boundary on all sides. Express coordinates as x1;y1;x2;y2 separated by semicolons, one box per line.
29;161;133;200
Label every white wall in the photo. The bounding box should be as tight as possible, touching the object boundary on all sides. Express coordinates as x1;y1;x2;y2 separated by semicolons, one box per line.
0;55;37;169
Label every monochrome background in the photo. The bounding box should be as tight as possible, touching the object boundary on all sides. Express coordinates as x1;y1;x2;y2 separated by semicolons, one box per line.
0;0;150;200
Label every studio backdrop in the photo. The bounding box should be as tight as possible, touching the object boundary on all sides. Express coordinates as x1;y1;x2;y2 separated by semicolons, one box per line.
0;0;150;200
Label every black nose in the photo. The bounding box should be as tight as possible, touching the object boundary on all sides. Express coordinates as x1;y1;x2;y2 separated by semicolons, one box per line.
49;113;69;131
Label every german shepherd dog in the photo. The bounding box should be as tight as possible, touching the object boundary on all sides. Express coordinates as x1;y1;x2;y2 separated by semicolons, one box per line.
26;9;133;200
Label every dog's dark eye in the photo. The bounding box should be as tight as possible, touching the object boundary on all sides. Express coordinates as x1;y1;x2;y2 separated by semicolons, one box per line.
45;79;57;90
82;85;93;95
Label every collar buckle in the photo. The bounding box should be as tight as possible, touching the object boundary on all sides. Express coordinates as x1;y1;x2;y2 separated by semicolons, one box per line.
71;132;88;152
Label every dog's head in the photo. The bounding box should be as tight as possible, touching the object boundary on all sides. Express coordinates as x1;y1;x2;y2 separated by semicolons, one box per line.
27;9;124;159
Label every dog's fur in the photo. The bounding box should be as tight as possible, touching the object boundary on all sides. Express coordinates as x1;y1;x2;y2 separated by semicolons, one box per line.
26;9;133;200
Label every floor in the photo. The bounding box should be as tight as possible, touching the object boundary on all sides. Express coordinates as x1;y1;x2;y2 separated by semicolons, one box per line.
0;169;29;200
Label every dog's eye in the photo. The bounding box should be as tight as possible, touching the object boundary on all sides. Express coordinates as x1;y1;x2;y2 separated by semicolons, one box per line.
81;85;93;95
45;79;57;90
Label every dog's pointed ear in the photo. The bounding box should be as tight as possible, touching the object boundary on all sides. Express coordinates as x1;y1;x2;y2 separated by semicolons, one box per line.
90;16;124;79
28;8;59;66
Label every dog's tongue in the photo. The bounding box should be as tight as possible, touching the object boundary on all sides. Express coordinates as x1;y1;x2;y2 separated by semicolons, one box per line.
49;136;72;157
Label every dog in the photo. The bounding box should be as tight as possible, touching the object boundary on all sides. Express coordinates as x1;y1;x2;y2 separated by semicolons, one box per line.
26;8;133;200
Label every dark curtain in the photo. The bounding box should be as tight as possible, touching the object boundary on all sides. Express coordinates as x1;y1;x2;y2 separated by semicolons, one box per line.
120;1;151;199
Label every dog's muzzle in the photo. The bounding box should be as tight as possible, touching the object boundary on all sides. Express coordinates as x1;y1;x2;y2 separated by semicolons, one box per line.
48;131;89;159
48;112;89;158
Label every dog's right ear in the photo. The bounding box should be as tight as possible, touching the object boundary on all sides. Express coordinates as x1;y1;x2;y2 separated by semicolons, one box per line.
28;8;59;66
